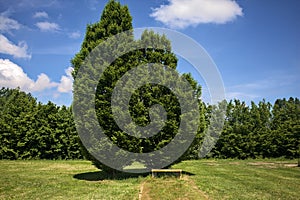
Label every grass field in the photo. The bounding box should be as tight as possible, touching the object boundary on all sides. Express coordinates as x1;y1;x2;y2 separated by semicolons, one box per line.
0;159;299;199
174;159;299;200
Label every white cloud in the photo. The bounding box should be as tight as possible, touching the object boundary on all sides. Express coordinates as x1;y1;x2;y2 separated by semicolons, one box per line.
0;15;21;32
150;0;243;29
0;34;31;59
33;11;49;18
68;31;81;39
0;59;57;92
57;67;73;93
0;59;33;91
0;59;74;94
36;21;60;32
32;73;58;91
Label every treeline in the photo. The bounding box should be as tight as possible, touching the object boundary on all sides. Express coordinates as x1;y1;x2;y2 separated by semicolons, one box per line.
0;88;82;159
0;87;299;160
210;98;300;159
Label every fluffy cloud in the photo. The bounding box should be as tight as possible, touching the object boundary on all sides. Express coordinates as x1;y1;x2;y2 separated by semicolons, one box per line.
150;0;243;29
32;73;58;91
36;21;60;32
33;11;49;18
0;34;31;59
57;67;73;93
0;59;33;91
0;15;21;32
0;59;73;94
0;59;57;92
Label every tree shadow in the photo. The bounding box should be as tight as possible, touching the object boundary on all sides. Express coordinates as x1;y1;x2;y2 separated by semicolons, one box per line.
182;171;195;176
73;170;195;181
73;171;148;181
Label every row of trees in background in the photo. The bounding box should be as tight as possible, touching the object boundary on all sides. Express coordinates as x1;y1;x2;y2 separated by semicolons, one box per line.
0;87;299;160
211;98;299;159
0;87;82;160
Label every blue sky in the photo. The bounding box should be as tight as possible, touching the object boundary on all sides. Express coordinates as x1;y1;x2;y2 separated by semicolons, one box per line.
0;0;299;106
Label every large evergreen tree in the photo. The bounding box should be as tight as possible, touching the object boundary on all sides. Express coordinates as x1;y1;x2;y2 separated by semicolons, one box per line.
71;0;133;79
72;0;203;173
72;0;134;173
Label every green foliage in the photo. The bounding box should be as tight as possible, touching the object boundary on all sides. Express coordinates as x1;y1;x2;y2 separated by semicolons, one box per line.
72;0;204;172
269;97;300;158
211;98;300;159
71;0;133;79
71;0;135;173
0;87;82;160
1;86;297;162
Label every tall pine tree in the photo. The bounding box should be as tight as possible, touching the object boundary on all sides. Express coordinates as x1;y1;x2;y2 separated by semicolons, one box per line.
71;0;133;79
72;0;203;173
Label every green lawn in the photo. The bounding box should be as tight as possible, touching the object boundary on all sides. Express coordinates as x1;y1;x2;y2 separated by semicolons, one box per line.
174;159;300;200
0;160;142;200
0;159;299;199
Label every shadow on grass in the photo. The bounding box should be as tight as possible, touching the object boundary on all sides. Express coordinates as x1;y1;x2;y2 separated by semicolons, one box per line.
73;171;148;181
73;170;195;181
182;171;195;176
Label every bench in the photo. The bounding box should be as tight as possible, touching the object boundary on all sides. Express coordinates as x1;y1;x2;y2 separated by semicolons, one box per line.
151;169;182;178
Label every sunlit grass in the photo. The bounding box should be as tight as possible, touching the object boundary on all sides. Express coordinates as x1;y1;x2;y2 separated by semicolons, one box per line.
0;160;142;200
0;159;299;199
174;159;299;200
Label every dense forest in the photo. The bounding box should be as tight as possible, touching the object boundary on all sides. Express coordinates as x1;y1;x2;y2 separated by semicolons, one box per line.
0;87;299;160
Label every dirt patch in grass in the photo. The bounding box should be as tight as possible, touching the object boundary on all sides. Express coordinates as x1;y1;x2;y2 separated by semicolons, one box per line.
205;163;220;166
283;164;298;167
248;161;299;168
139;181;150;200
139;176;209;200
202;160;219;166
228;161;241;165
248;161;275;165
40;164;82;171
247;162;277;168
182;176;210;200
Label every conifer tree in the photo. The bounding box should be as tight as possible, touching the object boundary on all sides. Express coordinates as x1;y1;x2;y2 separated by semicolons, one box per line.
72;0;203;173
72;0;133;79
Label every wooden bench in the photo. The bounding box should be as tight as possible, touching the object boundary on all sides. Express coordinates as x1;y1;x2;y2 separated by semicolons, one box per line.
151;169;182;178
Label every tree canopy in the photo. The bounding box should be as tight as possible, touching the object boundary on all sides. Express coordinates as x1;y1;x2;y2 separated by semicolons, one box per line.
72;0;203;173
